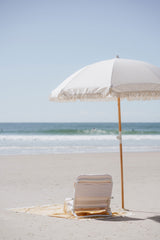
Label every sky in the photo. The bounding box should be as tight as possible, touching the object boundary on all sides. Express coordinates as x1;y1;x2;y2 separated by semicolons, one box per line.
0;0;160;122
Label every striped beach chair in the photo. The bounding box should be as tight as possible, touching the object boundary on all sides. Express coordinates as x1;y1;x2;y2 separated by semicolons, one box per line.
64;174;113;217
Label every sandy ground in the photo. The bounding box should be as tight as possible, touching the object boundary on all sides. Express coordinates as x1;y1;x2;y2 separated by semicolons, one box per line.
0;152;160;240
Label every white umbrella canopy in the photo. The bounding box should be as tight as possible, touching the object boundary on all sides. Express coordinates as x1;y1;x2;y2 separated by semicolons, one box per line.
50;58;160;102
50;57;160;209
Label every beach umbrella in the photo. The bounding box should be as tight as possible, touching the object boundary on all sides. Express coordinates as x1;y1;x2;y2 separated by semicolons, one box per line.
50;57;160;209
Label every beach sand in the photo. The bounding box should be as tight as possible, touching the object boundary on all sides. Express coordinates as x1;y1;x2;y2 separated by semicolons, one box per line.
0;152;160;240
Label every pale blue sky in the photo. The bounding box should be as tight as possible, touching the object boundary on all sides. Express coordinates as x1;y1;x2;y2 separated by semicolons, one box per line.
0;0;160;122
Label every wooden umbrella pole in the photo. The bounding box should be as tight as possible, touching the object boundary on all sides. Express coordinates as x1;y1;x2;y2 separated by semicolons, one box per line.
117;97;124;209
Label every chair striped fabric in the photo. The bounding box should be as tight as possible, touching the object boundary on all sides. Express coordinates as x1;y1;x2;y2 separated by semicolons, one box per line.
73;174;113;216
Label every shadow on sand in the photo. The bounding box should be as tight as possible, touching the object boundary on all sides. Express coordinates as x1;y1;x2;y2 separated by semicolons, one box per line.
147;215;160;223
95;211;160;222
95;215;143;222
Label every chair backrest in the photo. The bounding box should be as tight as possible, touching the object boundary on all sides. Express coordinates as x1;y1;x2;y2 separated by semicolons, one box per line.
73;174;113;213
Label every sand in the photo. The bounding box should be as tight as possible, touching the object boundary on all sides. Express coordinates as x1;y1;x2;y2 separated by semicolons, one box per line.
0;152;160;240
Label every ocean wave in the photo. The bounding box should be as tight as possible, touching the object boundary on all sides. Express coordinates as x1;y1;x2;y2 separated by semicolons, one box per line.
1;123;159;155
1;129;160;135
1;122;160;136
0;134;160;141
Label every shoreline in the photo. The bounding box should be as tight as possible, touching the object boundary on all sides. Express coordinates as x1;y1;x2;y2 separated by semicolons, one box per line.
0;150;160;157
0;147;160;156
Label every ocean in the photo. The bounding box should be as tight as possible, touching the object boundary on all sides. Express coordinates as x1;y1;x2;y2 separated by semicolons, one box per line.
0;122;160;155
